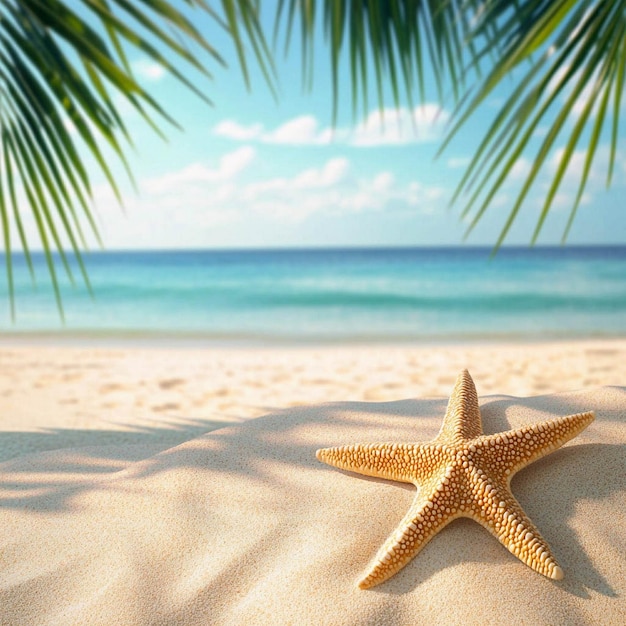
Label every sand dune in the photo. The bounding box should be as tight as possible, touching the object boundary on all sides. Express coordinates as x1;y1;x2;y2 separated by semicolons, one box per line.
0;362;624;624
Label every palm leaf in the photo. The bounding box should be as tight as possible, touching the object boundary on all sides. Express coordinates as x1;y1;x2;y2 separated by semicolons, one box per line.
274;1;622;247
3;0;622;320
0;0;274;319
442;0;626;248
272;0;482;124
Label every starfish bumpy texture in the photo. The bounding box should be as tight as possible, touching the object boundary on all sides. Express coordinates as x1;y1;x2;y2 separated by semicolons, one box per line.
316;370;594;589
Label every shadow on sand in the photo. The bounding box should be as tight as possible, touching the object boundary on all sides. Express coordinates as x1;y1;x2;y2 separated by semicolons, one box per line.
0;386;624;622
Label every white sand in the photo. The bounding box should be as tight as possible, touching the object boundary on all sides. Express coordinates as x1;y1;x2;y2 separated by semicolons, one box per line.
0;341;625;624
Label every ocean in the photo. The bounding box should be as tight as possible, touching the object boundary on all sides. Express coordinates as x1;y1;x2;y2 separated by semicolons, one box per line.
1;246;625;344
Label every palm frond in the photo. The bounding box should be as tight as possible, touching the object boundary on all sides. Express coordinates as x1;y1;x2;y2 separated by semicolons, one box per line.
442;0;626;248
273;0;483;124
3;0;622;320
0;0;274;318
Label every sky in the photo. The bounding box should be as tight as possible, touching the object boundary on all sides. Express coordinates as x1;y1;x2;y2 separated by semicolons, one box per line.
55;4;626;250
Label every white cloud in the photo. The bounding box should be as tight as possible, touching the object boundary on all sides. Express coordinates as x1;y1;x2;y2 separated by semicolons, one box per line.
510;157;532;180
446;157;471;169
143;146;255;194
552;191;592;209
91;147;256;247
93;153;446;246
219;146;257;178
571;81;598;117
520;144;626;214
546;62;603;121
213;116;338;145
212;105;449;148
292;158;349;188
491;193;510;209
550;148;584;179
372;172;394;192
132;59;166;82
547;145;626;188
214;120;263;141
241;160;445;220
261;115;336;145
350;105;449;146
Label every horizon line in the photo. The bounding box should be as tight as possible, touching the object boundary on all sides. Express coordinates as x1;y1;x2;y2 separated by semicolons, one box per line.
5;243;626;256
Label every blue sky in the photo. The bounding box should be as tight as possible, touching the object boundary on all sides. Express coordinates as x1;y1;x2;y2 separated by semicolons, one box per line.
68;5;626;250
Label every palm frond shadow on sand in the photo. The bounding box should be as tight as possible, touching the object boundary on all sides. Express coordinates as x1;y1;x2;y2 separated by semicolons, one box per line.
0;388;623;605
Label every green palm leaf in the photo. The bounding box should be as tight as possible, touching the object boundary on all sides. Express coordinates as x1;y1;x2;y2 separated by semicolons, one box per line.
2;0;623;319
277;0;623;247
441;0;626;248
0;0;274;318
273;0;480;123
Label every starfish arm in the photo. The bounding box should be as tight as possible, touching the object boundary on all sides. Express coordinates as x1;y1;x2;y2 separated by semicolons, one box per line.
316;443;445;484
317;372;592;588
358;483;458;589
481;411;595;477
468;480;564;580
435;369;483;445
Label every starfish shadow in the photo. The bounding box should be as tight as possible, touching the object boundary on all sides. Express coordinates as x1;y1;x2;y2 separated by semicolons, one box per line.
518;443;622;599
479;394;624;599
326;392;624;598
1;387;623;617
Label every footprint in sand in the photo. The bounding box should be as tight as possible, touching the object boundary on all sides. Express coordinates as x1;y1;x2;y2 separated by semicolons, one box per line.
62;373;83;382
309;378;334;386
158;378;185;390
152;402;180;413
381;382;401;390
585;348;618;357
100;383;124;393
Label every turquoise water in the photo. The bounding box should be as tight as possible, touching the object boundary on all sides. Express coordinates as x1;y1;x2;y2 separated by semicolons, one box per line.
1;247;625;343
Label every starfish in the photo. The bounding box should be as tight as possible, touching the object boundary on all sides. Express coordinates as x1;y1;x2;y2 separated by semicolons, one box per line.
316;370;594;589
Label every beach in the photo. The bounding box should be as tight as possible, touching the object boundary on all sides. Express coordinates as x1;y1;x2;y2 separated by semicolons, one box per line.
2;245;626;624
2;0;626;617
0;339;625;624
2;339;625;463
